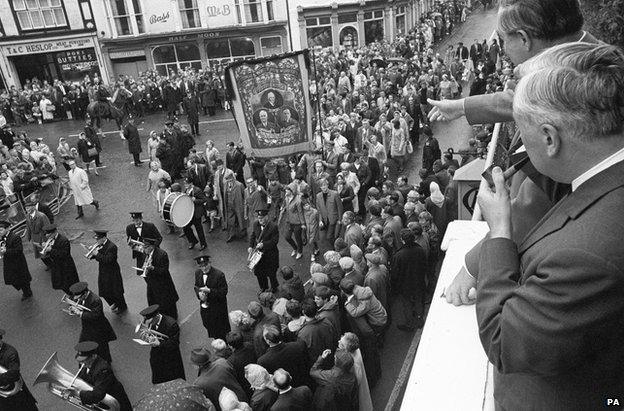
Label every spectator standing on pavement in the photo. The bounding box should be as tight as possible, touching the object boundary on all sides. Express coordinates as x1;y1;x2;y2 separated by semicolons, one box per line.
76;132;99;175
310;349;359;411
339;332;372;411
68;160;99;219
183;91;201;137
123;116;143;167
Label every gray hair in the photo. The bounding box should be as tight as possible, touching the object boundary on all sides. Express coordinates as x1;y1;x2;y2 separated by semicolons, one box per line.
513;43;624;140
498;0;583;41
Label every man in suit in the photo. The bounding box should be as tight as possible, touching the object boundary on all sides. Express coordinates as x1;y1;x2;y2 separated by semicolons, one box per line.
41;223;79;294
249;206;280;292
316;179;343;248
226;331;257;397
455;41;469;62
30;193;54;223
279;108;299;131
469;38;483;69
138;304;185;384
141;238;179;319
255;110;278;133
0;329;38;411
356;118;374;153
126;211;162;275
89;230;127;314
183;91;201;137
193;255;230;340
0;220;33;300
475;42;624;410
25;203;49;262
187;156;211;191
429;0;601;305
66;282;117;363
271;369;313;410
226;141;247;186
122;116;143;166
352;154;372;216
341;211;363;250
244;177;268;240
71;341;131;411
183;178;208;250
257;325;310;388
192;346;248;406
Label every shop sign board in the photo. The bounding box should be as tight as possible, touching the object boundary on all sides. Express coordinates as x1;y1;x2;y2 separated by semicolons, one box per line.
56;49;98;72
145;0;178;34
109;50;146;59
200;0;238;28
2;37;94;56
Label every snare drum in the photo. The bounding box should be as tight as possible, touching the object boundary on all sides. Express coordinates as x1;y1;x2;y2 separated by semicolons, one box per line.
248;249;263;271
161;193;194;227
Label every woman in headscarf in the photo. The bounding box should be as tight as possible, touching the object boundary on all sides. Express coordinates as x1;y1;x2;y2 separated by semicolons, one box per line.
425;181;449;239
244;364;278;411
338;332;372;411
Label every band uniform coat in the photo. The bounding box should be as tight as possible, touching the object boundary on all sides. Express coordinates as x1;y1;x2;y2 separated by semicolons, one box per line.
194;267;231;340
91;239;125;305
76;291;117;345
2;230;31;290
78;356;132;411
0;342;38;411
122;122;142;155
145;247;179;318
125;222;162;262
149;314;186;384
249;220;280;284
46;233;80;292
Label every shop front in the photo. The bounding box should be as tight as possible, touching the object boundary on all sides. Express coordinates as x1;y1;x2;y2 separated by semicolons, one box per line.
0;34;105;88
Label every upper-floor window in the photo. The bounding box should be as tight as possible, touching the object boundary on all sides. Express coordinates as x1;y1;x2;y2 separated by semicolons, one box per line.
244;0;263;23
109;0;143;36
266;0;274;21
13;0;68;30
179;0;200;29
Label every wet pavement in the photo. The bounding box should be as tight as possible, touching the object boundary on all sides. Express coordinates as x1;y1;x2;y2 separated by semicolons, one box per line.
0;7;498;410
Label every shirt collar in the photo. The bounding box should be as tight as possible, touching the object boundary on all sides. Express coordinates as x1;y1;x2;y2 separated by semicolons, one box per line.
571;146;624;192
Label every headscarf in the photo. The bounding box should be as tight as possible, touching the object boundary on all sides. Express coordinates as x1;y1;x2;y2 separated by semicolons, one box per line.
429;182;445;207
244;364;277;391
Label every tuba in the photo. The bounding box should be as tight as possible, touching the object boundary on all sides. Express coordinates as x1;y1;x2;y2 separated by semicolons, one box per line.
34;352;120;411
0;364;23;397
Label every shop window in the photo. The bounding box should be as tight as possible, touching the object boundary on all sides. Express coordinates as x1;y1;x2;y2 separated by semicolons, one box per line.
179;0;201;29
266;0;274;21
13;0;67;30
260;36;282;56
244;0;263;23
395;5;406;35
152;43;201;76
306;16;333;48
230;37;255;56
338;13;357;24
340;26;358;48
364;9;384;44
206;37;256;67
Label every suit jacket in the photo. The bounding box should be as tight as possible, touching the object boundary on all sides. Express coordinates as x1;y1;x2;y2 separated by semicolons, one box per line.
36;201;54;224
316;190;343;226
78;356;132;411
476;161;624;410
270;386;313;411
26;210;49;246
455;46;469;60
258;340;310;388
188;163;211;190
343;223;363;250
126;222;162;259
186;185;208;219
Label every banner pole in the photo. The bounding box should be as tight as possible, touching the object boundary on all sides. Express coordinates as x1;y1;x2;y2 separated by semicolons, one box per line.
310;47;325;158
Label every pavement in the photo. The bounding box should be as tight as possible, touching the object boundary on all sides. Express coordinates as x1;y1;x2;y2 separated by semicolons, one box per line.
0;8;497;411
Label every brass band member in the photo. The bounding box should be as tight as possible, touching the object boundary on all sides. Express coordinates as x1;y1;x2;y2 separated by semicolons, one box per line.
142;237;180;319
42;223;79;295
248;205;280;292
193;255;230;340
89;230;127;314
0;328;38;411
139;304;185;384
0;220;33;300
67;282;117;363
71;341;132;411
125;211;162;275
183;177;208;250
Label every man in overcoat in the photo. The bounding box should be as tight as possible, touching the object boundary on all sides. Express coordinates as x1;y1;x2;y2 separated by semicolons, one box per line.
89;230;127;313
122;116;142;166
42;223;79;294
0;220;33;300
193;255;230;340
248;206;280;292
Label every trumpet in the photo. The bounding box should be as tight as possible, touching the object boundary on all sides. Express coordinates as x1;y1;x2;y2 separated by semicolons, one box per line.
38;236;56;256
0;240;5;259
127;238;145;253
61;294;92;316
134;322;168;345
80;242;102;259
133;252;153;277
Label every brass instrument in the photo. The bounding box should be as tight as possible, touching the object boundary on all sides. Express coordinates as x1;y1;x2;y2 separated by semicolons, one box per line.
0;364;23;398
127;238;145;254
0;240;5;259
61;294;92;316
133;251;153;277
80;243;102;259
133;322;168;345
38;235;56;256
34;352;120;411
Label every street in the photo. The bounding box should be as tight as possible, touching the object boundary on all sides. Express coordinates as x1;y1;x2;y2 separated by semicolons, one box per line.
0;8;498;410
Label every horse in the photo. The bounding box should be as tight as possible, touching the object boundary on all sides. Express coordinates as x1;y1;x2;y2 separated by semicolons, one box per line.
86;101;127;137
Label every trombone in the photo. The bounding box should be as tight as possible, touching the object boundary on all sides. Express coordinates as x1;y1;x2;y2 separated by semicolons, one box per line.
133;322;168;345
127;238;145;253
61;295;92;316
80;243;102;259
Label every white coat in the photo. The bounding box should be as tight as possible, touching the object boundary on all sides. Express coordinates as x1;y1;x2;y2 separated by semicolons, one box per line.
68;166;94;206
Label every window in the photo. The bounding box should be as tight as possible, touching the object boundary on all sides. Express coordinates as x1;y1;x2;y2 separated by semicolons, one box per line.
266;0;274;21
131;0;144;33
110;0;131;35
179;0;200;29
244;0;262;23
205;37;256;67
260;36;282;56
306;16;332;48
152;43;201;75
234;0;242;24
340;26;358;48
395;5;406;35
13;0;67;30
364;9;384;44
338;13;357;24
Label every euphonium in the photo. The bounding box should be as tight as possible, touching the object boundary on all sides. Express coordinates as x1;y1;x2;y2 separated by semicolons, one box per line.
0;364;23;398
61;294;92;316
34;352;120;411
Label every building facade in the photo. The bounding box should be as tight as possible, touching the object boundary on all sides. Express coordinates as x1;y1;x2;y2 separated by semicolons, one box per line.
0;0;106;88
92;0;290;80
287;0;436;51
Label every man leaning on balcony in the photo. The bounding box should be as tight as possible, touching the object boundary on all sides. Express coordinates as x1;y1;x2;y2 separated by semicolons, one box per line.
476;42;624;411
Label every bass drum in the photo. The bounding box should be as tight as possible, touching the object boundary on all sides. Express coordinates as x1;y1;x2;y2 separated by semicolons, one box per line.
161;193;194;227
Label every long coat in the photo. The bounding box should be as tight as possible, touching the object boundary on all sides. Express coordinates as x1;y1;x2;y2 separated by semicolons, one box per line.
47;233;80;292
2;230;31;289
149;314;186;384
91;240;125;303
249;220;279;282
26;210;49;259
123;122;142;154
77;291;117;344
126;222;162;261
145;248;179;318
0;343;38;411
224;178;245;230
183;95;200;123
195;267;231;340
68;166;94;206
77;356;132;411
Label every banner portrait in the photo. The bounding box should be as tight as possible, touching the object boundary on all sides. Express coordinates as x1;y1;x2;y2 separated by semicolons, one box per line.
225;50;314;158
